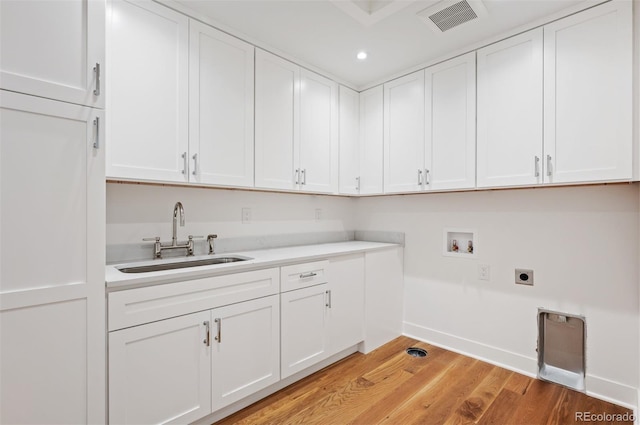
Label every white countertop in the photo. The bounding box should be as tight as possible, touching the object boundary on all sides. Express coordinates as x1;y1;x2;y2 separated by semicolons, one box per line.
106;241;399;290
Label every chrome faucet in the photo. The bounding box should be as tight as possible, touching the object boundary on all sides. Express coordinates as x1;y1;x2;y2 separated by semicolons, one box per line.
172;201;185;246
143;201;203;259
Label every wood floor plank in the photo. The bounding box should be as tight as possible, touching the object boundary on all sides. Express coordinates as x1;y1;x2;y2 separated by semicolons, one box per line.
348;347;461;425
213;337;633;425
444;366;513;425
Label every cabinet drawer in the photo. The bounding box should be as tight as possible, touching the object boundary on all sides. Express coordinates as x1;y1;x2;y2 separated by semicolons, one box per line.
280;260;329;292
108;268;279;331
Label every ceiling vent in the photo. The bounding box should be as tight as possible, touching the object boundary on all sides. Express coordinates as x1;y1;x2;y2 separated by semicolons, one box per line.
417;0;487;34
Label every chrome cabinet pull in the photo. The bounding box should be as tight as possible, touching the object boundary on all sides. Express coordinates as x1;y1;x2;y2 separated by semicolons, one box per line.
214;318;221;343
93;63;101;96
546;155;552;177
299;272;317;279
93;117;100;149
355;176;360;192
203;321;210;346
192;153;198;176
181;152;187;175
425;169;430;185
301;169;307;185
326;290;332;308
417;169;423;185
534;156;540;177
295;168;300;185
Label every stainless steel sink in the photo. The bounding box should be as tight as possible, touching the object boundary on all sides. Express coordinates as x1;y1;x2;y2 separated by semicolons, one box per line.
117;256;251;274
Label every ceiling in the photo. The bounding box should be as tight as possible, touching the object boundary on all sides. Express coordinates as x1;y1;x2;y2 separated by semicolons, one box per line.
176;0;594;89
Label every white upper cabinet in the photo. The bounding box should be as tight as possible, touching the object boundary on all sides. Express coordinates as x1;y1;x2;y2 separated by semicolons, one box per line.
383;70;425;194
424;52;476;191
255;49;338;193
0;0;105;108
189;20;255;188
544;1;632;184
255;49;300;191
299;69;339;193
107;0;189;182
359;85;384;195
339;86;360;195
477;29;543;188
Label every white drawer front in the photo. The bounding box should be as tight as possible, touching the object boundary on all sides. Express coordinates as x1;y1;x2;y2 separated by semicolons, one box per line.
280;260;329;292
108;268;280;331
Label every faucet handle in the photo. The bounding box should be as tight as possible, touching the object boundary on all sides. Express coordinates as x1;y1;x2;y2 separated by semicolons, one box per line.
188;235;205;240
207;234;218;255
142;237;160;242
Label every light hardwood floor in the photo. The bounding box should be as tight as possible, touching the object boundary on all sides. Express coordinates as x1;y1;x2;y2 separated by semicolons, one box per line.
214;336;633;425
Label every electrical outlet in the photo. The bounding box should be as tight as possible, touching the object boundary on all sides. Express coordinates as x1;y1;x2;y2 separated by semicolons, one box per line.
315;208;322;221
241;207;251;224
478;264;490;281
515;269;533;285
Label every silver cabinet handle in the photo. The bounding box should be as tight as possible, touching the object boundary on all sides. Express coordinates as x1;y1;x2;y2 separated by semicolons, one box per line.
203;321;210;346
535;156;540;177
418;169;423;185
181;152;187;175
355;176;360;192
425;169;430;185
214;318;221;343
299;272;317;279
301;169;307;185
326;290;332;308
546;155;552;177
295;168;300;185
93;63;101;96
192;153;198;176
93;117;100;149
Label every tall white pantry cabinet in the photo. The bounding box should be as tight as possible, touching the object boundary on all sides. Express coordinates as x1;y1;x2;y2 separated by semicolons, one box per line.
0;0;106;423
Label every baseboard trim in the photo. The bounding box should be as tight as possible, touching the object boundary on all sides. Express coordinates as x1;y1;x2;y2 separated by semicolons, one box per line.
403;321;638;410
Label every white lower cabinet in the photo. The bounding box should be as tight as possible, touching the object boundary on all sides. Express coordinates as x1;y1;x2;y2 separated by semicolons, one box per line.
280;257;365;379
280;284;330;379
108;253;376;423
326;254;365;355
211;295;280;411
109;311;212;425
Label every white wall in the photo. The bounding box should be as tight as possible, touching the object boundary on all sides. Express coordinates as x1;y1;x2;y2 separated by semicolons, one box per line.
106;183;355;259
355;184;640;407
107;182;640;406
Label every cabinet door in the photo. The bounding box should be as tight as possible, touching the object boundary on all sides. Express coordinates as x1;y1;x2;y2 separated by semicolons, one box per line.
359;85;384;195
424;52;476;191
211;295;280;411
109;311;211;425
189;20;254;188
477;29;543;188
255;49;299;190
543;1;632;183
106;0;189;182
299;69;338;193
0;0;104;108
384;70;425;193
339;85;360;195
326;255;365;356
0;91;105;424
281;284;328;379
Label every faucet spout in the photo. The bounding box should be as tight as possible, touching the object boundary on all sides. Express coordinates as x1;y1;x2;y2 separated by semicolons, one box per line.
172;201;185;246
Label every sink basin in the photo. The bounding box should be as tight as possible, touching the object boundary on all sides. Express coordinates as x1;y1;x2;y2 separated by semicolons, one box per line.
117;256;251;274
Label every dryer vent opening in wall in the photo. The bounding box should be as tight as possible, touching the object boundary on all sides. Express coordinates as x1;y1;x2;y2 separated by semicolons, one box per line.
538;309;586;392
417;0;488;33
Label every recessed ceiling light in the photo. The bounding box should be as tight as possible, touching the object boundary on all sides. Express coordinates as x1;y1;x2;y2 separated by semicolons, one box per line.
356;51;368;60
